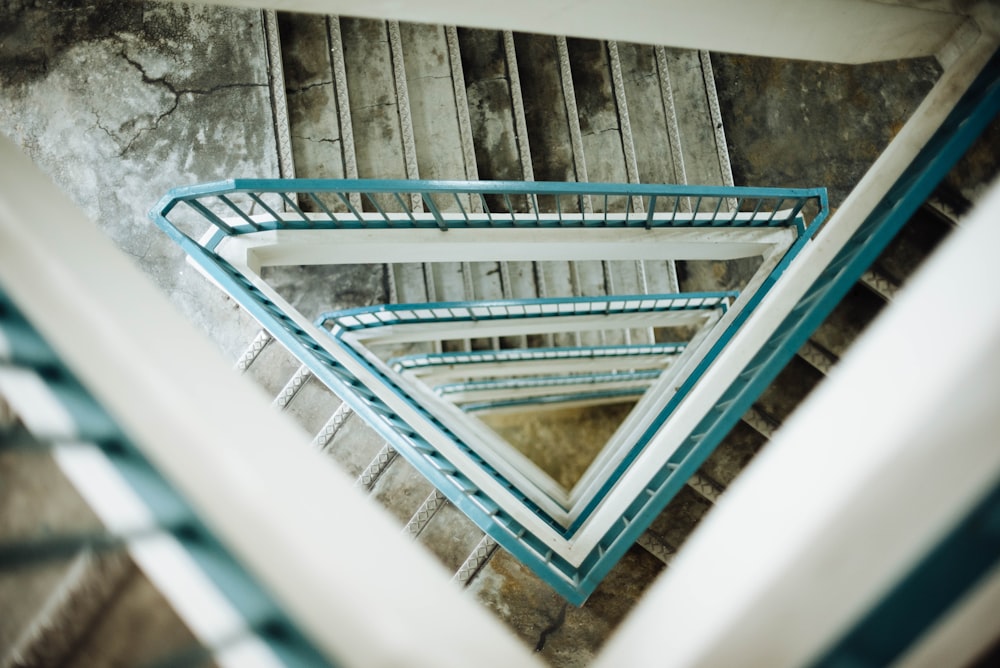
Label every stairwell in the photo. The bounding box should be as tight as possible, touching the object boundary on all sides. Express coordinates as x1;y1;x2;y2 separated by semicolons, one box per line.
1;3;997;666
212;13;977;662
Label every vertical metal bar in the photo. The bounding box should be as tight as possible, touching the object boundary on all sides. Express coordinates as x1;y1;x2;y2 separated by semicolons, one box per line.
709;195;725;224
746;196;767;225
245;193;286;226
217;195;261;231
306;192;338;224
480;194;494;225
502;193;515;220
766;198;787;224
452;193;471;225
335;192;365;222
185;199;237;235
278;192;310;223
727;197;746;224
363;193;392;227
422;193;448;230
391;193;418;224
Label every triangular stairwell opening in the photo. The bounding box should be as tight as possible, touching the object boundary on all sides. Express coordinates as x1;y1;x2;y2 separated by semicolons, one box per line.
152;178;827;603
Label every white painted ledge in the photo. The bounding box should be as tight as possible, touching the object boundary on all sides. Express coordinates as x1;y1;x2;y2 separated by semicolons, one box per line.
184;0;971;63
595;177;1000;667
0;135;541;668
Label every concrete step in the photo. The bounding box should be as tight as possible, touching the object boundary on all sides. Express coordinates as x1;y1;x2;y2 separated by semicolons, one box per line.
278;13;345;181
279;19;734;350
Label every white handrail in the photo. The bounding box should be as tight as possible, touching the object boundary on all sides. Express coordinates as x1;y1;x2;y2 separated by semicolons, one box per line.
595;174;1000;668
0;136;541;668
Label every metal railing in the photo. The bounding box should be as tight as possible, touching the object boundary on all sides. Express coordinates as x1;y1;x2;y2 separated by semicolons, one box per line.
152;178;823;240
151;178;827;604
0;287;331;667
390;343;688;373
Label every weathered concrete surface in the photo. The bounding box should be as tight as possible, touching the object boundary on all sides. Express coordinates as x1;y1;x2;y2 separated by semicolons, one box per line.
711;54;941;206
482;402;634;489
0;0;280;362
278;12;344;181
468;543;663;667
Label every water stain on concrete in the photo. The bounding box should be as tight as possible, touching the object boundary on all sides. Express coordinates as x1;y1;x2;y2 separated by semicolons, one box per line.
711;53;941;206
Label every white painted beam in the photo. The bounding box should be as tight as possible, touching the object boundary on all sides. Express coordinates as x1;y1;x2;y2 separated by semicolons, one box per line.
0;136;541;668
182;0;970;64
567;3;1000;563
595;178;1000;667
231;226;793;267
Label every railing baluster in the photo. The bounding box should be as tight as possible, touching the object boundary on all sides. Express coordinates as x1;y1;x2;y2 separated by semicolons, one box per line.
501;193;516;224
184;199;236;235
278;192;310;224
480;194;493;226
421;193;448;231
766;198;787;224
335;192;364;223
391;193;418;224
709;196;725;224
692;196;704;225
306;192;338;225
364;192;392;228
246;192;285;224
216;195;260;231
727;196;746;224
452;193;471;225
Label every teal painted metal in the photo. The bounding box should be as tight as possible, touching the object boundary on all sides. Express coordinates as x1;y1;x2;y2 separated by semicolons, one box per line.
0;288;335;668
435;369;662;398
810;472;1000;668
462;388;648;413
317;293;732;527
568;46;1000;603
390;343;687;372
151;179;823;240
316;293;733;536
318;293;734;331
151;179;825;604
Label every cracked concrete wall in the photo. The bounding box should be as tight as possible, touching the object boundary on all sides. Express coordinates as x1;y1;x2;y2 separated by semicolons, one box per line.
0;0;281;361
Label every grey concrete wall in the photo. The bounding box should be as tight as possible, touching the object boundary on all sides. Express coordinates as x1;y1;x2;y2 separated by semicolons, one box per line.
0;0;281;360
